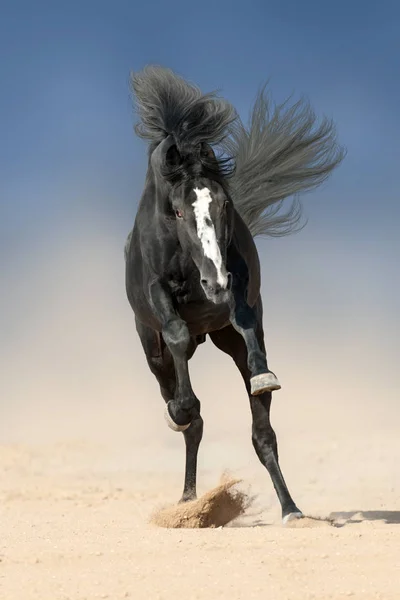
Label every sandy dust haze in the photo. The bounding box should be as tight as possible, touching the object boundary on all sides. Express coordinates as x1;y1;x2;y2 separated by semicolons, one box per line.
1;222;399;599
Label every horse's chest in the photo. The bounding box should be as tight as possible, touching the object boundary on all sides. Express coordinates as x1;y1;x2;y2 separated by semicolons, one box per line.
167;279;229;333
167;269;203;303
168;279;193;304
178;302;230;334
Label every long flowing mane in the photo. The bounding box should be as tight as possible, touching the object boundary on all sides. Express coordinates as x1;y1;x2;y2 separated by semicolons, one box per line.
130;66;236;180
221;88;345;236
130;65;345;236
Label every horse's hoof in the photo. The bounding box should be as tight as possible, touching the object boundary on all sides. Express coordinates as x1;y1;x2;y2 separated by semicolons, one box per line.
179;492;197;503
164;402;191;432
282;511;304;526
250;372;281;395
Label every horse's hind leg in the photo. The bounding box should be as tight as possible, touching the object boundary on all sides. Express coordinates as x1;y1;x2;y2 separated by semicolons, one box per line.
209;323;302;524
230;290;281;395
135;318;203;502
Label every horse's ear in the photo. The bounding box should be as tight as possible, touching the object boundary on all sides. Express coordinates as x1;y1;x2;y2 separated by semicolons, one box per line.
165;144;182;168
150;135;175;174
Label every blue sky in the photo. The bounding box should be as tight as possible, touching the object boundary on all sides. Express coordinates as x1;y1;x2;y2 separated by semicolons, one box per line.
1;0;399;251
1;1;399;331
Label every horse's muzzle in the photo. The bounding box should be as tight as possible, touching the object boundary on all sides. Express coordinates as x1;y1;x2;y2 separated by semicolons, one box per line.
200;273;232;304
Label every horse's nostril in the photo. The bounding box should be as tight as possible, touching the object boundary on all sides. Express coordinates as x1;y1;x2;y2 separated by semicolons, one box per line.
227;272;232;290
201;279;214;292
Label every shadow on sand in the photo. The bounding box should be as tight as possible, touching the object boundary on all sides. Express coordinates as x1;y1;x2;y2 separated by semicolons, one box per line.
230;511;400;529
329;510;400;526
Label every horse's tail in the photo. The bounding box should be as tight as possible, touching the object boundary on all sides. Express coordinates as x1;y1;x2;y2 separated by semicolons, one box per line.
130;66;236;151
221;87;346;237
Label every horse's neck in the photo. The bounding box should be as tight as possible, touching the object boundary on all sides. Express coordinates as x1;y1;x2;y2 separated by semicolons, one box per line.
138;167;181;251
142;166;171;214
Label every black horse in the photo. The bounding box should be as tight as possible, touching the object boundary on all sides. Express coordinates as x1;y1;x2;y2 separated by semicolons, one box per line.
125;66;344;524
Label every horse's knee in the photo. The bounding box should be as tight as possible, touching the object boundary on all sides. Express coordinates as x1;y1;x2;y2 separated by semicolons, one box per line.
162;318;190;355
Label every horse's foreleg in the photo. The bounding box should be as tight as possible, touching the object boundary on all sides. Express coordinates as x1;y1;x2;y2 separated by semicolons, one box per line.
135;317;202;502
209;325;302;524
149;282;200;430
180;418;203;502
160;319;203;500
229;292;281;395
250;391;302;523
160;317;200;431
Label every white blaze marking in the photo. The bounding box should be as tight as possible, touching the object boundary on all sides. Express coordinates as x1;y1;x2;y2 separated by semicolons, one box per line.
192;187;227;288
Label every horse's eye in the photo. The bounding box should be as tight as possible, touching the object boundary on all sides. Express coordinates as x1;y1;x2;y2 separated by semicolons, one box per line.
175;209;183;218
201;143;215;159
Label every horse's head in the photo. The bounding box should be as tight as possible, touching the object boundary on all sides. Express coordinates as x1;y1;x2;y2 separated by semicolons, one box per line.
151;136;234;304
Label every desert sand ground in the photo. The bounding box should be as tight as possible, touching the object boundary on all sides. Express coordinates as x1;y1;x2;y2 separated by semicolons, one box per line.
2;373;399;600
1;232;399;599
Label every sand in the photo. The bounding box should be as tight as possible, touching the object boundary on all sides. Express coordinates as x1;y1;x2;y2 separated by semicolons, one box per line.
2;418;399;600
1;231;399;599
